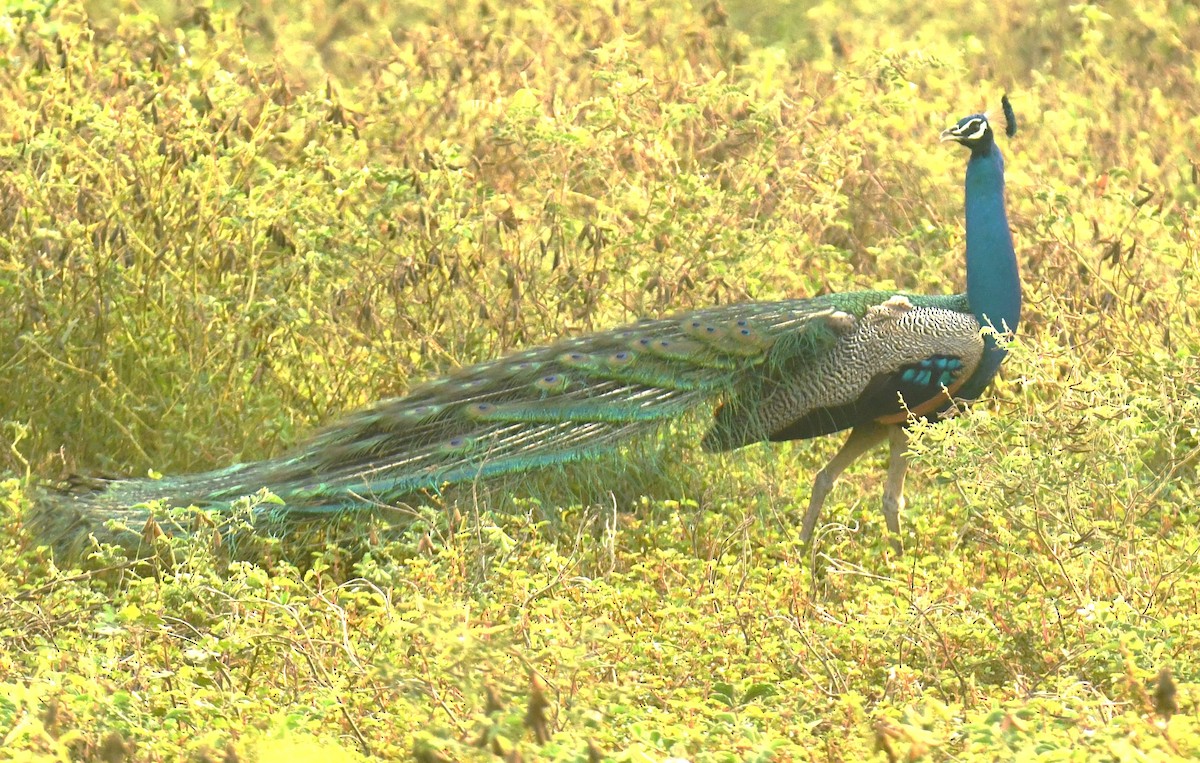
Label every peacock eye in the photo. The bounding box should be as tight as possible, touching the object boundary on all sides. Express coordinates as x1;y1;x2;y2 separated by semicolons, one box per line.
962;118;988;140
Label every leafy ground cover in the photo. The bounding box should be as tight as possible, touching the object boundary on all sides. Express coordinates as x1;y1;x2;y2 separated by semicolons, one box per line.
2;0;1199;759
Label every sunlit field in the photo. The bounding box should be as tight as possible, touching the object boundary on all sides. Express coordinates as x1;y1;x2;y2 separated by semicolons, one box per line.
2;0;1199;759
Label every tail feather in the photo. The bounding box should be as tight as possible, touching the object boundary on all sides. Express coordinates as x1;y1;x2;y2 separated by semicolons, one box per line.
25;293;897;559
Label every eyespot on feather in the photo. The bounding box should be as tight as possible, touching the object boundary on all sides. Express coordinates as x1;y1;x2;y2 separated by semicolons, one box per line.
534;373;570;393
715;323;773;356
438;435;477;455
558;351;593;368
636;336;706;360
465;402;498;419
681;318;723;339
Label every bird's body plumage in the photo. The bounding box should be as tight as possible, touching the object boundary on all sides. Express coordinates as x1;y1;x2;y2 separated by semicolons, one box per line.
26;101;1019;559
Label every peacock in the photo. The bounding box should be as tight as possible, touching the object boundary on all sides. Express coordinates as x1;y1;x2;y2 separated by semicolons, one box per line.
26;98;1019;559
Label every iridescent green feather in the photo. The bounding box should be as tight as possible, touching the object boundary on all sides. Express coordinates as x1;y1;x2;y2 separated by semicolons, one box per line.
27;289;972;559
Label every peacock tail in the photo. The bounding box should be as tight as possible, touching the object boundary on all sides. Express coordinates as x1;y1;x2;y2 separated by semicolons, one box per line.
26;98;1020;559
27;291;974;553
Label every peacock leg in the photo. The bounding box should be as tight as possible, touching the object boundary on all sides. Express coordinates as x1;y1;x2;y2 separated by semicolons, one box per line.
881;426;909;539
800;423;889;543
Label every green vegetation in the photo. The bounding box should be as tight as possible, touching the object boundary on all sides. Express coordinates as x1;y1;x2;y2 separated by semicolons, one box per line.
2;0;1199;759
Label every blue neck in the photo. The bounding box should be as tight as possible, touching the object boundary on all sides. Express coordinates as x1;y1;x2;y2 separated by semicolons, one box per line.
960;142;1020;397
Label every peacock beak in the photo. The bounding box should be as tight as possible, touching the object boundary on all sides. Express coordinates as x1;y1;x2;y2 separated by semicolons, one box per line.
940;128;959;142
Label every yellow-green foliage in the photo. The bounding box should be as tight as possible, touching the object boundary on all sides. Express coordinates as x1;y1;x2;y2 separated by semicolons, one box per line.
2;0;1200;760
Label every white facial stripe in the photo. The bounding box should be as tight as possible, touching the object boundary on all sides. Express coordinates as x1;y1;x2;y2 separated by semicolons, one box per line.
956;118;989;141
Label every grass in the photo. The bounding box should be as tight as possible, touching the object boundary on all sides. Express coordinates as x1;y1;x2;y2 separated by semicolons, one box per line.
2;0;1200;759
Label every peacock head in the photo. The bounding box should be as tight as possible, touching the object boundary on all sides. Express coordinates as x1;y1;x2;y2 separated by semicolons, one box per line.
941;95;1017;153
